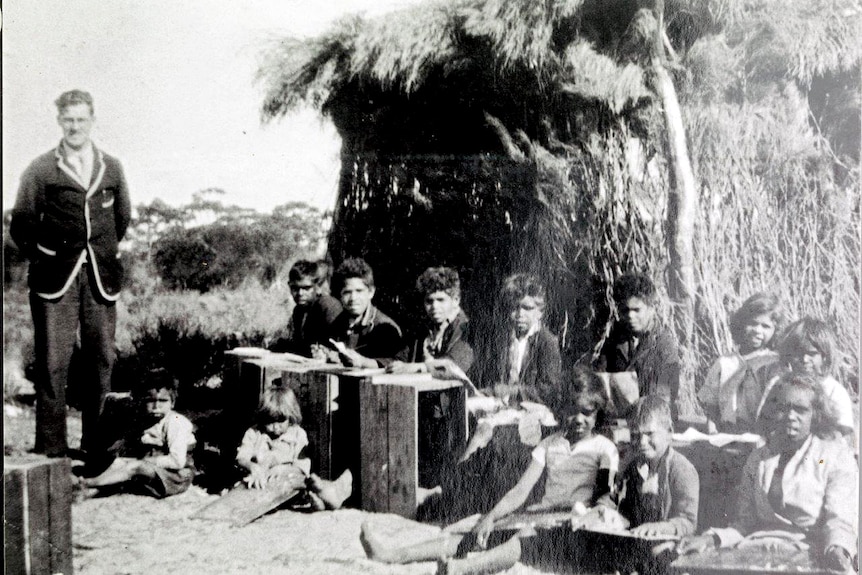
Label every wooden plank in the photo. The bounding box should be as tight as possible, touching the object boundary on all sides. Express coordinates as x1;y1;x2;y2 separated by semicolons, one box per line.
309;371;334;479
26;462;52;574
386;384;419;518
48;459;73;575
446;385;468;456
283;368;332;479
4;467;26;575
670;547;828;575
333;374;362;507
359;378;389;512
190;485;302;527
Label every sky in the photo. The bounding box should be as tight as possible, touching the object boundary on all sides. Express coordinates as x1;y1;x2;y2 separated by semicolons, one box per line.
2;0;423;214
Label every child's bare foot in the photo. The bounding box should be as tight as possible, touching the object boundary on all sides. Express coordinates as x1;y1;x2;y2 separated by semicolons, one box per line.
436;536;521;575
360;521;396;563
307;470;352;510
307;491;327;512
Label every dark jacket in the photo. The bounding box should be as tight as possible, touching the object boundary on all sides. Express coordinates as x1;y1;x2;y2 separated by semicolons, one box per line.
492;326;562;405
597;322;680;413
10;143;131;301
615;447;699;536
393;310;474;373
329;304;403;365
272;293;343;357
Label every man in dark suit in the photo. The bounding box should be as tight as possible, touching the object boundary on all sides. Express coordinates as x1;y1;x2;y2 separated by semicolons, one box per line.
11;90;132;459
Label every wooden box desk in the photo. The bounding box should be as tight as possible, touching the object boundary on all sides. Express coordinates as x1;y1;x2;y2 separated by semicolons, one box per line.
672;438;757;529
278;364;357;481
225;353;356;482
344;372;468;518
4;457;73;575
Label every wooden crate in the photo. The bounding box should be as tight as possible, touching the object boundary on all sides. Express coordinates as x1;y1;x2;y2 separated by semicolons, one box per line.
4;457;73;575
280;366;357;481
356;373;467;518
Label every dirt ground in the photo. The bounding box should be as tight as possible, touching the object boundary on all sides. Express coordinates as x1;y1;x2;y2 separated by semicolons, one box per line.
4;405;560;575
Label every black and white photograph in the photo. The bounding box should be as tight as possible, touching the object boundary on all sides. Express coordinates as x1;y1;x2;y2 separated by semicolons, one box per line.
3;1;860;573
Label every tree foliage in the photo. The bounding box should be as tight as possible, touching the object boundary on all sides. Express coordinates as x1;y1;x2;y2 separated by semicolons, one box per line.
141;194;328;292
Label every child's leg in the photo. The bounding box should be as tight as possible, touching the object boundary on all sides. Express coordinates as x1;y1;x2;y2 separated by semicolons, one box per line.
267;463;309;491
83;457;156;487
437;535;521;575
306;469;353;510
360;521;465;564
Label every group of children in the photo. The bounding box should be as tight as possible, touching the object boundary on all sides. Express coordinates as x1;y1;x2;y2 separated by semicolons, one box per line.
79;258;858;574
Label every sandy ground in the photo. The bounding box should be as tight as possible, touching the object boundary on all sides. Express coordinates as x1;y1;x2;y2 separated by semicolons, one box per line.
4;405;560;575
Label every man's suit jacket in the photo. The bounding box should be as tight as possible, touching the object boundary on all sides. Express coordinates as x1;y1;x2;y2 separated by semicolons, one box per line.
10;143;131;301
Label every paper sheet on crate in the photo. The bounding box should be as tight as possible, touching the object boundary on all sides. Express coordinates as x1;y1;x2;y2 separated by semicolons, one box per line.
673;427;762;447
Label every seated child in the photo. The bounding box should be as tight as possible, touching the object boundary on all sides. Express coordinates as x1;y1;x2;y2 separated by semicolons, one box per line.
612;396;699;539
679;373;858;573
386;267;474;487
585;396;698;574
458;273;562;465
360;367;619;574
83;370;195;498
758;317;856;440
489;273;561;404
270;259;342;357
595;273;681;421
387;266;473;374
697;293;785;433
324;257;402;368
236;384;352;510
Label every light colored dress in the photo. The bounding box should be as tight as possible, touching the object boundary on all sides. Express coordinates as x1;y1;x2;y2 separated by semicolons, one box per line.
531;433;619;509
236;425;311;475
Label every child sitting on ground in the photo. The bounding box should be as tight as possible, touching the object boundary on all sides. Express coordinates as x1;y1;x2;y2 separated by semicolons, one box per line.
236;384;352;510
680;373;857;573
83;370;195;498
462;274;562;455
361;367;618;575
270;259;342;357
697;293;785;433
758;317;856;441
592;396;698;574
323;257;402;369
613;396;699;538
596;273;681;421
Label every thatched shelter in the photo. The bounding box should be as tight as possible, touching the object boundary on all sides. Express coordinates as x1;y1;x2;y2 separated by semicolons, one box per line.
259;0;862;396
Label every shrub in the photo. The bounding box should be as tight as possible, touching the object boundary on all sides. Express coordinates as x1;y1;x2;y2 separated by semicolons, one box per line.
115;282;293;407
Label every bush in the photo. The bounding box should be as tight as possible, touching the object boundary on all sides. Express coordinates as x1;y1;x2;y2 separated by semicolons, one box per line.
115;282;293;407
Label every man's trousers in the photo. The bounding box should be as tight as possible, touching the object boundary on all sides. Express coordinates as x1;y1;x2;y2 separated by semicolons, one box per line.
30;264;116;456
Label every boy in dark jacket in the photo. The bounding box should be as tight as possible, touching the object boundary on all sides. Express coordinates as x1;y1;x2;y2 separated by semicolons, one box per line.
596;273;681;421
488;273;561;405
326;258;402;368
271;260;342;357
387;267;474;487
